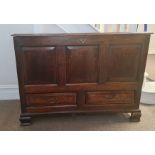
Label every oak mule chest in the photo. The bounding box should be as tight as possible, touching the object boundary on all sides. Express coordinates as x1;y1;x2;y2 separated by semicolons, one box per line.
13;33;151;125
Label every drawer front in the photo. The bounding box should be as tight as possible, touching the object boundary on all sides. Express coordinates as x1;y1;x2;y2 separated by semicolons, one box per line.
86;91;134;105
26;93;77;107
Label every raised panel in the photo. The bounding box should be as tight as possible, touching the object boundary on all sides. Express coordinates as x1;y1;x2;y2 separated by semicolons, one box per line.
66;45;99;83
22;47;57;84
26;93;77;107
86;90;134;105
107;44;142;82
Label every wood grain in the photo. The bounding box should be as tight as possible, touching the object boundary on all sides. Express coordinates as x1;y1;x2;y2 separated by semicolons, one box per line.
13;33;151;125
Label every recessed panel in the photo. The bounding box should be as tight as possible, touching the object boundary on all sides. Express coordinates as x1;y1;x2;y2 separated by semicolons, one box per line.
22;47;57;84
107;44;142;82
66;46;99;83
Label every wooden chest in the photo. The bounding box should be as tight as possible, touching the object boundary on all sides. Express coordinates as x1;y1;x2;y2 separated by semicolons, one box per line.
12;33;151;125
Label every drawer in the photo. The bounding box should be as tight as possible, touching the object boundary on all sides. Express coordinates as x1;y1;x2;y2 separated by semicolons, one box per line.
86;91;134;105
26;93;76;107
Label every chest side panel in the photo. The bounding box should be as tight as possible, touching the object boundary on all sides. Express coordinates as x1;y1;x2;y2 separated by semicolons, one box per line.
107;44;142;82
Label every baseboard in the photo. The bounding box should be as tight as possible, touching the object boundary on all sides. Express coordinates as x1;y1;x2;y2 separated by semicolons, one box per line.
0;85;19;100
149;48;155;54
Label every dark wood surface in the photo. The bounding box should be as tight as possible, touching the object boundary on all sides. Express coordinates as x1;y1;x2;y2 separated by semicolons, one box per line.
13;33;151;125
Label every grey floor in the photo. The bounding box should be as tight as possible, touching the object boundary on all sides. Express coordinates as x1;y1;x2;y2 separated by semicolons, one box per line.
0;100;154;131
